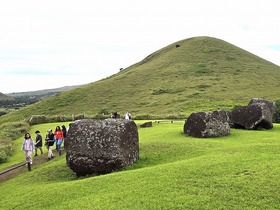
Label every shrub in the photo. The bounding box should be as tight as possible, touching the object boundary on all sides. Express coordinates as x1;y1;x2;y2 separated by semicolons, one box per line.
0;111;7;117
29;115;74;126
273;99;280;123
95;114;110;119
0;121;29;140
0;143;14;163
99;109;110;115
29;115;49;125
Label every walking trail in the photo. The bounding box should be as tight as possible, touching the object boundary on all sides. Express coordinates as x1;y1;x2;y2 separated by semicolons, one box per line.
0;150;65;183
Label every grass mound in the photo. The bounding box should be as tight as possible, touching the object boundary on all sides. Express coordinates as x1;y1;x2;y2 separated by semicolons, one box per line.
1;36;280;124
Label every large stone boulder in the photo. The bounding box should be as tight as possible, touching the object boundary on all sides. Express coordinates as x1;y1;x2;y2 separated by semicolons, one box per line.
248;98;276;116
139;121;152;128
231;103;273;130
184;110;230;138
65;119;139;176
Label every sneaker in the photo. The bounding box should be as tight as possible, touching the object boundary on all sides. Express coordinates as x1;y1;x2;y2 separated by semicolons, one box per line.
34;154;38;157
51;156;54;159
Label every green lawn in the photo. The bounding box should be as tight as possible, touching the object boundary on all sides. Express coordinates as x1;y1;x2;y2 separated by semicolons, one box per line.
1;121;280;209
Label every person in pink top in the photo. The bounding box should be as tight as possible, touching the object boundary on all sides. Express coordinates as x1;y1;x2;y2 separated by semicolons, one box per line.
21;133;35;164
54;126;64;155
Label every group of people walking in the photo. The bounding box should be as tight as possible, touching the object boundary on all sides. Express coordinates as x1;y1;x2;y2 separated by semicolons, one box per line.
21;125;67;165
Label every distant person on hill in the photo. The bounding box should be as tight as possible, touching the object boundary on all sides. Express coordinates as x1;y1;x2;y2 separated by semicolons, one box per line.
45;129;55;160
54;126;64;155
112;111;118;119
34;130;43;156
125;111;131;120
21;133;35;165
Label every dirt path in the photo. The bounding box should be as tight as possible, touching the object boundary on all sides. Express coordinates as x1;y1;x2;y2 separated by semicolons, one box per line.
0;150;65;183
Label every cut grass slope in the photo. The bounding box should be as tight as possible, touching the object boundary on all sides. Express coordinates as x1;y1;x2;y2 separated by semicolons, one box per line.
1;36;280;123
1;122;280;209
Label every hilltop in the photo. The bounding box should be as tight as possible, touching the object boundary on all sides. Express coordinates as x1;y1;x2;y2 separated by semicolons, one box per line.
1;36;280;122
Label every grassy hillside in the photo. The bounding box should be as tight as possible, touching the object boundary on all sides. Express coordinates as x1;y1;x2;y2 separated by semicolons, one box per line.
1;36;280;122
1;122;280;209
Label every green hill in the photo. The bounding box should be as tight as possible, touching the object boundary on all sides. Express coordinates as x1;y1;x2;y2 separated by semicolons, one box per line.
1;36;280;122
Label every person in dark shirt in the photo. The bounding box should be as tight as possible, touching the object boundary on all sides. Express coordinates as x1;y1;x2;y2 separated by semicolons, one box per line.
62;125;67;139
45;129;55;160
34;130;43;156
112;111;118;119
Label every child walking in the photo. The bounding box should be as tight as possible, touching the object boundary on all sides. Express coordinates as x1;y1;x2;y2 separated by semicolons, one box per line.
34;130;43;156
22;133;35;164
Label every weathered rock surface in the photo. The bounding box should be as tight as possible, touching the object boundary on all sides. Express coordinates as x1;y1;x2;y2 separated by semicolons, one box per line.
139;121;152;128
248;98;276;116
65;119;139;176
184;110;230;138
231;103;273;130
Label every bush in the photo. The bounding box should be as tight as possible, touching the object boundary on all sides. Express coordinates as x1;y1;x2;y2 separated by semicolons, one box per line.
273;99;280;123
99;109;109;115
0;121;29;140
29;115;49;125
0;111;7;117
49;115;73;123
0;143;14;163
29;115;74;126
94;114;110;119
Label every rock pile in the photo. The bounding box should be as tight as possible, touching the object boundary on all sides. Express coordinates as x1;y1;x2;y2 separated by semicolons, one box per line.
184;98;276;138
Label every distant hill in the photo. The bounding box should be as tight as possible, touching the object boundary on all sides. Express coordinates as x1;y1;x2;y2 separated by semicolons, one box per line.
6;85;82;98
0;92;13;101
0;85;82;109
1;36;280;122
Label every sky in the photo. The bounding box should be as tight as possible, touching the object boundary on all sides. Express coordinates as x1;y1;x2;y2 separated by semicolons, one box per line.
0;0;280;93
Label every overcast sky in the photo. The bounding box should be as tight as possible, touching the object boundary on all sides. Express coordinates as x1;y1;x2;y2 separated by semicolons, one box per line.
0;0;279;93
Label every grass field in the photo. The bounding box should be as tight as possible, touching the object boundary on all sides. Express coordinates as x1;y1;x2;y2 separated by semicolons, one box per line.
1;121;280;209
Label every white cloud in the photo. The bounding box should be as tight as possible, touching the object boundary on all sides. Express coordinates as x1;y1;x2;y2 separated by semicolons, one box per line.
0;0;280;93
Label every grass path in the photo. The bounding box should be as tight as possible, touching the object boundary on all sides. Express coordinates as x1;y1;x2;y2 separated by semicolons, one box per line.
0;149;65;182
